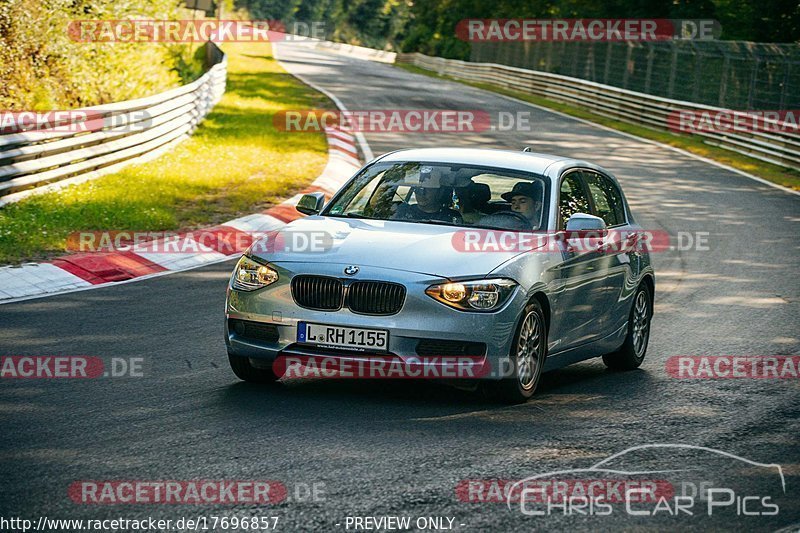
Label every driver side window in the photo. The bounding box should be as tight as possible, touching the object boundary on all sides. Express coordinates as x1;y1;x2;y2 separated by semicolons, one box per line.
559;172;591;229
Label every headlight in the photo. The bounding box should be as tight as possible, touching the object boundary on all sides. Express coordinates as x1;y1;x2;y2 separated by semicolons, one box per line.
231;255;279;291
426;278;517;311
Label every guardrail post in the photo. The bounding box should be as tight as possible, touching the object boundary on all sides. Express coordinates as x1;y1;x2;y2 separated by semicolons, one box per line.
585;43;596;80
622;43;633;89
692;43;702;102
603;42;613;85
205;42;214;70
778;61;790;110
644;44;654;94
718;54;730;108
524;41;533;70
667;46;678;99
571;43;580;78
747;58;760;109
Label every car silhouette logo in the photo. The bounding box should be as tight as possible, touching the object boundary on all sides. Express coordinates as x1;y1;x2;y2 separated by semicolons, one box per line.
344;265;359;276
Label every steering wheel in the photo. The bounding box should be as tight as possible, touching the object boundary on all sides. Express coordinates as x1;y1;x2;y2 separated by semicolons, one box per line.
478;211;532;231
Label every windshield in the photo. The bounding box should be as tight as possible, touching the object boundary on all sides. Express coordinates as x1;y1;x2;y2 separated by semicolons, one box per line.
324;162;550;231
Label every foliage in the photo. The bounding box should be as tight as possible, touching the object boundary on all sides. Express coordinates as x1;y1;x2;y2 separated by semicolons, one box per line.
0;0;203;110
236;0;411;50
234;0;798;59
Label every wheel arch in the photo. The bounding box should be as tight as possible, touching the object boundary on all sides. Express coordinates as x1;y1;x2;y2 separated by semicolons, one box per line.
640;274;655;313
529;291;551;335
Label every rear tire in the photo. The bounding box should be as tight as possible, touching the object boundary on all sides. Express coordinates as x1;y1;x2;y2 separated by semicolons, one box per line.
228;353;280;383
603;284;652;371
487;300;547;404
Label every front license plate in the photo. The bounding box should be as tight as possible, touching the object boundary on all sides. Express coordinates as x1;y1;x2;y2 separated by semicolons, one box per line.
297;322;389;352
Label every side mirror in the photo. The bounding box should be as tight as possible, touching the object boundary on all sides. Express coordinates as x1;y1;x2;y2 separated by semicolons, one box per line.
565;213;607;235
296;192;326;215
566;213;608;239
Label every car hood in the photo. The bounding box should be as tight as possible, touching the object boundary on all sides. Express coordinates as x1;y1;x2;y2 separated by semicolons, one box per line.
248;216;541;278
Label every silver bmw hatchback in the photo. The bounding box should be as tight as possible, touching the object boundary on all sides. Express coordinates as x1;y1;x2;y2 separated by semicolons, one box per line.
225;148;654;402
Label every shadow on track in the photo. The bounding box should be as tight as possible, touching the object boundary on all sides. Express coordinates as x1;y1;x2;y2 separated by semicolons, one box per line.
213;360;656;422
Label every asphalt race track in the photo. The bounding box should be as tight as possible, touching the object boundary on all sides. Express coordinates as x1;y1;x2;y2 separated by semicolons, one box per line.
1;43;799;531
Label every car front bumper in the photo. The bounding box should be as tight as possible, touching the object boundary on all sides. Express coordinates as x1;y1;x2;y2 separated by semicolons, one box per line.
224;261;527;381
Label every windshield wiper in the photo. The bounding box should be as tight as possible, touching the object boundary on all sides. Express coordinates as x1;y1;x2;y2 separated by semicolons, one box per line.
474;224;539;232
408;219;471;228
327;212;375;220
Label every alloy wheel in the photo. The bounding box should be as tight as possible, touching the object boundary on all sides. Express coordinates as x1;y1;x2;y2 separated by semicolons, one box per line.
516;310;543;390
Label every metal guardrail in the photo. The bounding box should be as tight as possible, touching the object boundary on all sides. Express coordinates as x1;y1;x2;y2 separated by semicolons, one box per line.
0;41;227;203
397;52;800;168
471;40;800;111
309;40;397;63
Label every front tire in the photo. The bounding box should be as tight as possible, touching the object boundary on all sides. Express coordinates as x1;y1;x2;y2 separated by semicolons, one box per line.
228;353;280;383
603;284;652;371
488;300;547;403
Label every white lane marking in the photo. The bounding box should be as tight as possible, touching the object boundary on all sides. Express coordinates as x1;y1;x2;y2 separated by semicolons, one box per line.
273;43;374;162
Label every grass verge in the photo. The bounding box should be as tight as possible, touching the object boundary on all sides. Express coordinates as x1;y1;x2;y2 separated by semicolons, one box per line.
0;42;332;264
395;63;800;191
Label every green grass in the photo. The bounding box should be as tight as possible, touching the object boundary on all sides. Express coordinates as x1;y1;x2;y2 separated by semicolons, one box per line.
0;42;332;264
395;63;800;191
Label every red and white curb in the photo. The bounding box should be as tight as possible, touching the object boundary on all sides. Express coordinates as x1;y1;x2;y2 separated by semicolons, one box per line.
0;126;361;303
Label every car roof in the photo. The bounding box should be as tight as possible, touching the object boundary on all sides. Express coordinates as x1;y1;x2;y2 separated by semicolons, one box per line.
375;148;576;177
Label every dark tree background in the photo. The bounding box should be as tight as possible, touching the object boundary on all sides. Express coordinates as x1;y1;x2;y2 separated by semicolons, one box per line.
236;0;799;57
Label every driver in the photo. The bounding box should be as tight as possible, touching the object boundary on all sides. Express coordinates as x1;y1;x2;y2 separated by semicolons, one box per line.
392;167;462;224
501;181;544;228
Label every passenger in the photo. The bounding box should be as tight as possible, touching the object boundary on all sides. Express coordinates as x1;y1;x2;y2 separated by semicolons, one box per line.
501;181;544;228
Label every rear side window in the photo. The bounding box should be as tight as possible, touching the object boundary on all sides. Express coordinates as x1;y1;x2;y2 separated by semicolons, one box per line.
585;172;626;227
559;172;591;228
